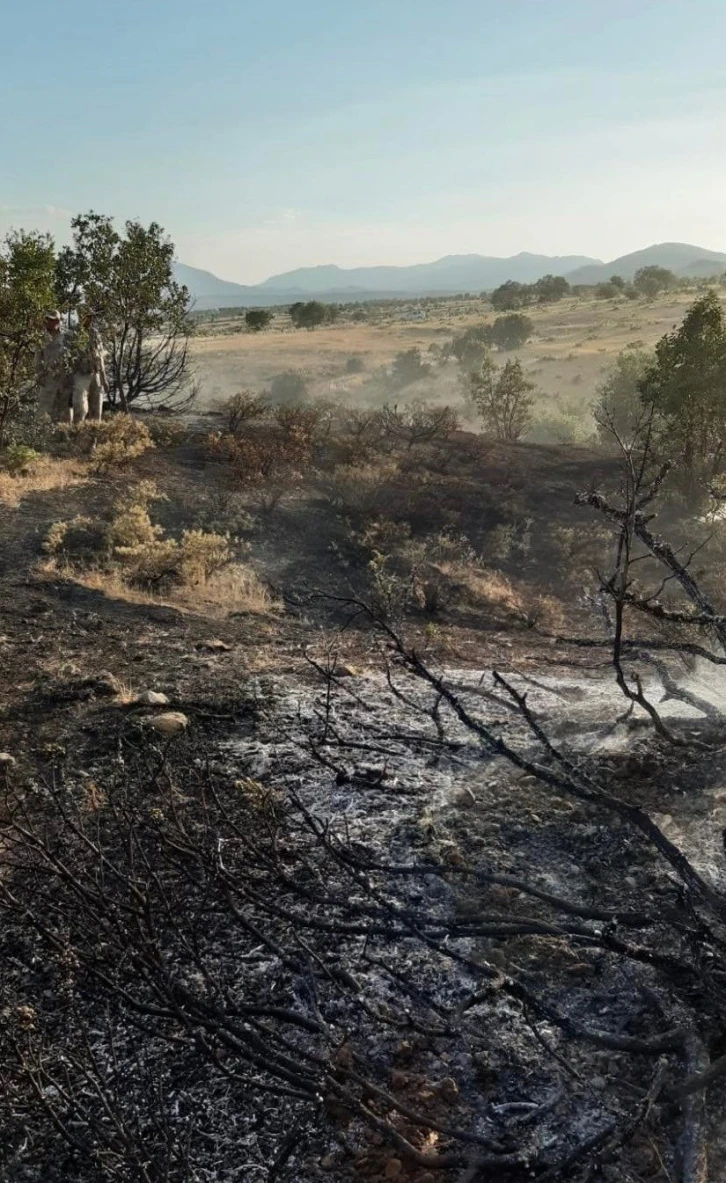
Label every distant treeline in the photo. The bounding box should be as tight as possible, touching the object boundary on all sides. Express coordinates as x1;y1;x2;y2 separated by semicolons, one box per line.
190;265;726;326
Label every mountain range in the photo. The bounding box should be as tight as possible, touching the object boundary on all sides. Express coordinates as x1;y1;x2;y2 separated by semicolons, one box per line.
175;242;726;311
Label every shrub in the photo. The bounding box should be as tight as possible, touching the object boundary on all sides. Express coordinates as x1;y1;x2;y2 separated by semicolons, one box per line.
143;415;188;447
224;391;268;435
266;371;308;406
175;530;231;586
390;348;432;388
346;356;366;373
67;415;154;471
1;443;40;475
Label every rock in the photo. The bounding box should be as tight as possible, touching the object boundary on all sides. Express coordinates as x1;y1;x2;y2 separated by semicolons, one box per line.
197;639;232;652
144;712;189;737
136;690;170;706
383;1159;403;1180
0;752;17;767
454;786;476;807
437;1076;459;1103
336;662;359;678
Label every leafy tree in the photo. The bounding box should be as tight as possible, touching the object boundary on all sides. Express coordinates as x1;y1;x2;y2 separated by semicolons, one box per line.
490;313;534;351
59;212;192;411
609;274;626;290
533;274;570;303
633;265;677;298
390;347;432;388
245;308;272;332
593;344;653;444
468;357;535;441
639;290;726;482
595;282;621;300
290;300;326;329
444;325;493;371
490;280;532;311
0;230;57;444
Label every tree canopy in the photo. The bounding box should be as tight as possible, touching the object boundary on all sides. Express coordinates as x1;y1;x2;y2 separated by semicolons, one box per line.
58;212;193;410
245;308;273;332
490;313;534;351
0;230;57;443
639;290;726;483
468;356;536;441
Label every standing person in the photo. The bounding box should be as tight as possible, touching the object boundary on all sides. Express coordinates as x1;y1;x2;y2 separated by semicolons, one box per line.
69;309;109;424
35;309;71;423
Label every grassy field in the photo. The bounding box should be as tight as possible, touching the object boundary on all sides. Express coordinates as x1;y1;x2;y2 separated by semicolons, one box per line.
190;288;712;439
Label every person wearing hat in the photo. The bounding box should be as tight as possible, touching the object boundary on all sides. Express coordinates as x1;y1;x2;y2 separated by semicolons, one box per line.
35;310;72;423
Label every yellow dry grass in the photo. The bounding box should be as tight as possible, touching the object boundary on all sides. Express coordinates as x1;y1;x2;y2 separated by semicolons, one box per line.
0;457;86;507
37;558;276;620
189;288;714;435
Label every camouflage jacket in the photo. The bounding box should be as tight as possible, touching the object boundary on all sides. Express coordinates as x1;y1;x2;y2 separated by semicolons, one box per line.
34;330;67;385
65;324;106;377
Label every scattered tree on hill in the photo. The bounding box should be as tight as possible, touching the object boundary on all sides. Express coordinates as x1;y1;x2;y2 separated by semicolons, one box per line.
593;344;653;444
490;280;531;311
639;289;726;484
533;274;570;303
444;324;493;371
390;347;432;388
58;212;193;411
0;229;57;444
245;308;272;332
490;313;534;351
595;281;621;300
468;356;535;440
633;264;678;298
290;300;327;329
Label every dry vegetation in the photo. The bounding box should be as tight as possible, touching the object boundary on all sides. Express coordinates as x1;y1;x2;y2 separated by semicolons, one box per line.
190;288;714;443
4;289;726;1182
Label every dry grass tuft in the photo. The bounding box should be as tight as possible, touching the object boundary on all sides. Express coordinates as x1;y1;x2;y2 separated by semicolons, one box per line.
0;457;86;507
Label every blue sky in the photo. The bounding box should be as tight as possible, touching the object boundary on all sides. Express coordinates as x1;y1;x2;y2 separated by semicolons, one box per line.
3;0;726;282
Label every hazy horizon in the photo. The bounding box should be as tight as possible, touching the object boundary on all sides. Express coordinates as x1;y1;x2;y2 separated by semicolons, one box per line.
5;0;726;284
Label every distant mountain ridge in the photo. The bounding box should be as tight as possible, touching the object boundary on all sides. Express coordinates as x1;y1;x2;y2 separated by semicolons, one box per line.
175;242;726;310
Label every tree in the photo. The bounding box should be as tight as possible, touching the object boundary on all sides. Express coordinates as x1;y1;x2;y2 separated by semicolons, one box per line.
290;300;326;329
593;344;653;444
595;282;621;300
390;347;431;388
633;265;677;298
609;274;626;290
0;230;57;444
639;290;726;484
490;280;532;311
59;212;193;411
245;308;272;332
468;357;535;441
444;325;493;371
533;274;570;303
490;313;534;351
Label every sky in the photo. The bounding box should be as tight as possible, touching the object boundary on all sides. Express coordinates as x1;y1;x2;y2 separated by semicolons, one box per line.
3;0;726;283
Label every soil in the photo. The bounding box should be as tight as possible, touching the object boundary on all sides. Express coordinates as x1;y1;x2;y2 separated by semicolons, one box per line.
2;430;726;1181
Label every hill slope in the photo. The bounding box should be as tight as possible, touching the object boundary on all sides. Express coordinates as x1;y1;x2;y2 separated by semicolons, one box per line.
566;242;726;285
177;243;726;310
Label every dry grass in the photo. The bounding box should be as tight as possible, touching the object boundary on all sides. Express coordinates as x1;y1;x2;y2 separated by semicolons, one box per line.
0;457;86;507
38;558;275;620
190;289;713;438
